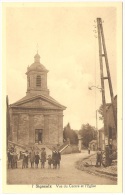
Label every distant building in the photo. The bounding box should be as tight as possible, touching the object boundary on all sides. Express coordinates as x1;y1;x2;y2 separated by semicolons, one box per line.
89;140;97;151
98;95;117;150
9;53;66;147
106;95;117;150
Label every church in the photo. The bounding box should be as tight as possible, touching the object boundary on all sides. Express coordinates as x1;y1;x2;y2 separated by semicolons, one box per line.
9;52;66;147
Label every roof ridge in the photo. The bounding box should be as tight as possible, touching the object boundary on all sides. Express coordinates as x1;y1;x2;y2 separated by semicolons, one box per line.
10;94;66;109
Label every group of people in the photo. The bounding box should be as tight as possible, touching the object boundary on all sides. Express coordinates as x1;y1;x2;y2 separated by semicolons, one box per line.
7;146;61;169
7;147;18;169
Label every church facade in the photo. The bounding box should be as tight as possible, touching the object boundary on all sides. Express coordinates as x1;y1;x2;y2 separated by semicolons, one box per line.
9;53;66;147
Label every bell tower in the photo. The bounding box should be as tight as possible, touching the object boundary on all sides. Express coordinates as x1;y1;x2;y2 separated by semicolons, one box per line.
26;52;49;96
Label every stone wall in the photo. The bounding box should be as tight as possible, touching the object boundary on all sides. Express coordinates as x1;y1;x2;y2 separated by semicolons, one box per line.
18;114;29;144
10;108;63;146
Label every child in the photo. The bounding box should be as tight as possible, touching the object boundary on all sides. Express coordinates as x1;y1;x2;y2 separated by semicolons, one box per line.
47;155;52;169
35;152;40;168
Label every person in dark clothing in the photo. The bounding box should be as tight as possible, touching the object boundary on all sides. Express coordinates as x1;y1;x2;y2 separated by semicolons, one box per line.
96;148;102;167
7;149;12;169
52;148;57;169
13;149;18;168
56;150;61;169
88;147;90;154
52;148;61;169
9;148;14;169
30;148;35;168
22;150;29;169
35;152;40;168
25;150;29;168
41;148;46;168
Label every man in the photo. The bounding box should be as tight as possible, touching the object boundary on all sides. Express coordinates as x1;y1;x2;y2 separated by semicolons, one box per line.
56;149;61;169
96;148;102;167
52;147;57;169
30;147;35;168
9;147;14;169
88;147;90;154
41;148;46;168
7;149;12;169
22;150;29;169
13;148;18;168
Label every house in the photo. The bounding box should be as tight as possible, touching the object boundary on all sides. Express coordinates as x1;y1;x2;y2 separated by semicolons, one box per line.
106;95;117;150
89;140;97;151
98;95;117;151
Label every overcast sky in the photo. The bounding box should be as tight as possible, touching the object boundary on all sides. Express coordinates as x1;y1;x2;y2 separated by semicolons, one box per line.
6;4;118;130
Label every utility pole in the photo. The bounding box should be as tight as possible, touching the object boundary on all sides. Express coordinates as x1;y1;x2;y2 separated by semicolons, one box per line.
96;18;117;166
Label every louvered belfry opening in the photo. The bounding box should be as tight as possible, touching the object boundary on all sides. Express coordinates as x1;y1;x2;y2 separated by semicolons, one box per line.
36;75;41;87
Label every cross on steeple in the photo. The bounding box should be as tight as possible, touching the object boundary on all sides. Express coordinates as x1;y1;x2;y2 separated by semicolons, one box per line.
36;43;39;54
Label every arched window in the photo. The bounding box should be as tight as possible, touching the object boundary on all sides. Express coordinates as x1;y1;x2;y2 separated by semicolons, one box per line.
36;75;41;87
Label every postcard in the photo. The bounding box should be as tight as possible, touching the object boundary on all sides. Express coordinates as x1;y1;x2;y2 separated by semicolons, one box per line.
2;1;122;193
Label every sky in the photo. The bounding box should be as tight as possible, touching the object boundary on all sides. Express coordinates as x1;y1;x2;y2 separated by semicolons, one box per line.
6;4;118;130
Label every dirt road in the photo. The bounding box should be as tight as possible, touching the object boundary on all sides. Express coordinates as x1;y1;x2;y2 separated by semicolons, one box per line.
7;151;117;185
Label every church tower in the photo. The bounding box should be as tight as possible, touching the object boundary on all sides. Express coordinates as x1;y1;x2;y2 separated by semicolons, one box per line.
9;52;66;147
26;52;49;96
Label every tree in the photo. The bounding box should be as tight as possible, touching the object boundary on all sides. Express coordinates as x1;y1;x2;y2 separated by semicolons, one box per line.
98;104;104;122
63;123;78;145
79;123;97;148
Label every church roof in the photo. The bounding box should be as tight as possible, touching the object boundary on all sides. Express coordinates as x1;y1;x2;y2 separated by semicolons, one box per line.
27;62;48;73
26;52;48;74
34;53;40;58
10;94;66;110
10;52;66;111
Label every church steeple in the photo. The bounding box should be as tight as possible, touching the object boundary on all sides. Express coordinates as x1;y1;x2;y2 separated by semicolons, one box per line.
26;53;49;96
34;51;40;63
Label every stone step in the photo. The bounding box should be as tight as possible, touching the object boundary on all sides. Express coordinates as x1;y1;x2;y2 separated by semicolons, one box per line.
34;144;52;156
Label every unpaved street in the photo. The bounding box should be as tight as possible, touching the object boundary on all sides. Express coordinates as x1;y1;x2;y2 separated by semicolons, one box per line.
7;151;117;185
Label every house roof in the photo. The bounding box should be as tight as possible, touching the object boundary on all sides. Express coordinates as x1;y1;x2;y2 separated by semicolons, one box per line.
98;127;104;131
89;140;97;144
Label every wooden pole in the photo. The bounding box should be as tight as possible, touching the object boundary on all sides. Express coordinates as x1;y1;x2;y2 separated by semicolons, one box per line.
99;19;117;133
97;18;107;148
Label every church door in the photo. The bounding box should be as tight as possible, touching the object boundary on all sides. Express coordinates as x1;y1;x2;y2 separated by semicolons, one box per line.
35;129;43;144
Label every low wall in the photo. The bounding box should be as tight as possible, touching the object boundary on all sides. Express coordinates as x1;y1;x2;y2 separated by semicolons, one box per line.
61;145;80;154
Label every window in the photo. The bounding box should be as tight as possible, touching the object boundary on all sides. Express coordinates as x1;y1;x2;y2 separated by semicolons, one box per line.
36;75;41;87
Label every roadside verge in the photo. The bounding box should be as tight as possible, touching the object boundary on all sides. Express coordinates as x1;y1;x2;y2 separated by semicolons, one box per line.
75;153;117;181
